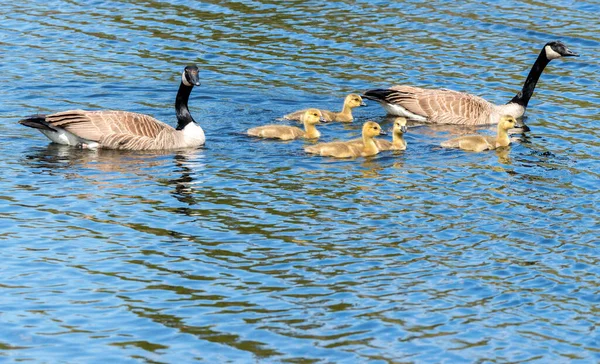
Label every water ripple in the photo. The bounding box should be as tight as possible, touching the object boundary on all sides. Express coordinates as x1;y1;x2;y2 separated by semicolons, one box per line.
1;0;599;362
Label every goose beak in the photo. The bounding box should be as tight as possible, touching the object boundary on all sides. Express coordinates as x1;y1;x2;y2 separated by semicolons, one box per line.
563;47;579;57
189;74;201;86
360;101;367;107
401;125;407;133
379;130;387;136
319;117;328;123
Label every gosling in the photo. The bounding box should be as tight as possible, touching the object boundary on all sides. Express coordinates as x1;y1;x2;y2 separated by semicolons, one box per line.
247;109;327;140
283;94;366;122
375;117;408;151
440;115;517;152
304;121;386;158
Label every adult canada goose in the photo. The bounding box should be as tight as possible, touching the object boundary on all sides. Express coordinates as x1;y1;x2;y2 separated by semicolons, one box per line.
304;121;386;158
362;41;579;125
441;115;517;152
247;108;327;140
283;94;367;122
19;65;205;150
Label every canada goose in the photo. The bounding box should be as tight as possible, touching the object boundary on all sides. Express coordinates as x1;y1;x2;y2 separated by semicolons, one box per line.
247;108;327;140
304;121;386;158
440;115;517;152
362;41;579;125
283;94;367;122
19;65;205;150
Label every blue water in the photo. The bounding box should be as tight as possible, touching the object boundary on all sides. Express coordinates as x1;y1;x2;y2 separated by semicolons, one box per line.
1;1;599;363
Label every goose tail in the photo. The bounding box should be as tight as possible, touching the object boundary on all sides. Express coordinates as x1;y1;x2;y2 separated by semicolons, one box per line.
361;89;396;103
19;114;57;132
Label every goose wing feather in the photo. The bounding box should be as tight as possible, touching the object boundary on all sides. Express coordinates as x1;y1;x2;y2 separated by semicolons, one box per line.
45;110;172;142
388;86;493;125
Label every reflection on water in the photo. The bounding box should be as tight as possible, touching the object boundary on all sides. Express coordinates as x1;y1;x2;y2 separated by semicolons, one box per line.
0;0;599;362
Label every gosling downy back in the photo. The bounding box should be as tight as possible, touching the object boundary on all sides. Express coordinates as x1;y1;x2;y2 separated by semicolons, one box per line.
19;65;205;150
283;93;366;122
363;41;579;125
441;115;517;152
247;108;327;140
304;121;386;158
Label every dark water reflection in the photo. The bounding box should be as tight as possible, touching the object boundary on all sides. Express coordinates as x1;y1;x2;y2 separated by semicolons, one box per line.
1;0;599;363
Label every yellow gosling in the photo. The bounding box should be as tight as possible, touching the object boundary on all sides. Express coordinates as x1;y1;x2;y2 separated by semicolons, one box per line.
440;115;517;152
304;121;386;158
283;94;366;122
248;109;327;140
377;117;408;151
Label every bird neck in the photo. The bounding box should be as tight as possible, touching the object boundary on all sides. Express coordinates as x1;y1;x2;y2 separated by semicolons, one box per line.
393;132;407;149
339;102;354;117
508;48;551;109
496;125;511;147
362;134;379;155
175;82;195;131
304;122;320;139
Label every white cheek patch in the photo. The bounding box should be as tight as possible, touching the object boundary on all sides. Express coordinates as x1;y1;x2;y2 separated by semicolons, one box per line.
181;71;192;86
545;45;562;60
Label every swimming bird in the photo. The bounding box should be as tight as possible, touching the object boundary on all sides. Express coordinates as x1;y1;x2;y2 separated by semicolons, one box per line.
362;41;579;125
304;121;386;158
283;94;367;122
440;115;517;152
19;65;205;150
377;117;408;151
247;108;327;140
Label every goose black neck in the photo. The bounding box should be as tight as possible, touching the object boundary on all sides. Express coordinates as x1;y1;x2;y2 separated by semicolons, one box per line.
175;82;195;130
509;49;550;108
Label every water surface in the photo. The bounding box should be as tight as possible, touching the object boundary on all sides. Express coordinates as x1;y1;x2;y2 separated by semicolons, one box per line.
1;1;599;363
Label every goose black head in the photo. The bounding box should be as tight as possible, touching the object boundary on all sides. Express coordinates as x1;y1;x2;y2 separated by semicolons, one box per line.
544;41;579;60
182;65;201;87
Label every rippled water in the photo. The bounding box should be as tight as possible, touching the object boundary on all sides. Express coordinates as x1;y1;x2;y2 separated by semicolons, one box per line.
1;1;599;362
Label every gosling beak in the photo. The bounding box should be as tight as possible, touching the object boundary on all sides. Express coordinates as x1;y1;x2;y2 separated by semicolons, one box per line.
379;130;387;136
513;119;530;133
360;101;367;107
319;117;328;123
401;125;407;133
